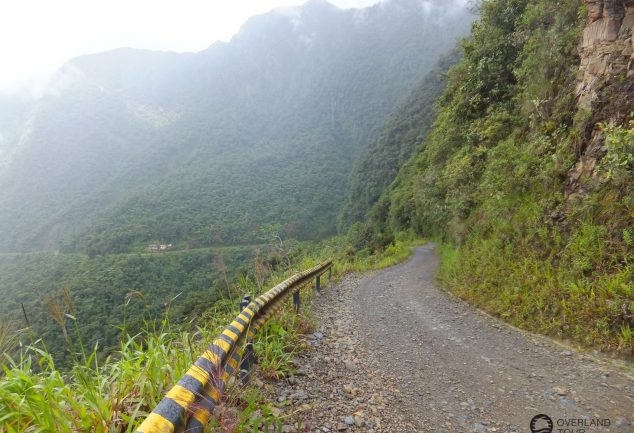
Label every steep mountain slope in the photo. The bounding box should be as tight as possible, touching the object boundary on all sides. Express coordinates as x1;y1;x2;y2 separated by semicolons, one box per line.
362;0;634;352
338;51;460;228
0;0;473;254
0;95;32;171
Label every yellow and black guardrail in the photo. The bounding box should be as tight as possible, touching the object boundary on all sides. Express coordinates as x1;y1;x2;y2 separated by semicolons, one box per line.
134;260;333;433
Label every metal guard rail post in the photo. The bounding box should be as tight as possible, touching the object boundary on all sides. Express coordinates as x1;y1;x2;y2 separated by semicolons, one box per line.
134;260;333;433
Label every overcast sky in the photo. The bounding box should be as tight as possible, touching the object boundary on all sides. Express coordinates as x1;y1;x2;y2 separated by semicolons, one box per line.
0;0;381;93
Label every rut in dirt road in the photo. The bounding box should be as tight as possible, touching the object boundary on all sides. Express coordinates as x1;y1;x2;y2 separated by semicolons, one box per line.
272;245;634;433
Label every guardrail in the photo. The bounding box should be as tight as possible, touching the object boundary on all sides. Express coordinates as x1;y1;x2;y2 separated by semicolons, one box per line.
134;260;333;433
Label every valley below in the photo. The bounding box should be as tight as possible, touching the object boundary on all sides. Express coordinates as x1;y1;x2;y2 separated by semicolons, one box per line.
0;0;633;431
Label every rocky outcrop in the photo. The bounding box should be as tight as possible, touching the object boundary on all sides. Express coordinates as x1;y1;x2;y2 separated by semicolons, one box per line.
577;0;634;109
567;0;634;197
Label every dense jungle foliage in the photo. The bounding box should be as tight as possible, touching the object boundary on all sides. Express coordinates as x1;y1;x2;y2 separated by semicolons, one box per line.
0;246;260;367
355;0;634;353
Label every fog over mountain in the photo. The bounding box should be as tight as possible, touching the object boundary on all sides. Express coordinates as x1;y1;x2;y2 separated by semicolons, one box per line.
0;0;473;254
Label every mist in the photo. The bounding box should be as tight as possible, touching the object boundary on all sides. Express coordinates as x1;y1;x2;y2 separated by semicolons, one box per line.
0;0;385;98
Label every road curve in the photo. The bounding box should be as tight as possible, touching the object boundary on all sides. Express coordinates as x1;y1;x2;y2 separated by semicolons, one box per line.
270;245;633;433
352;245;633;432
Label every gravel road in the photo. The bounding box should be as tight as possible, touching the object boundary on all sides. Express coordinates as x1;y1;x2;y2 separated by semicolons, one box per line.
271;244;634;433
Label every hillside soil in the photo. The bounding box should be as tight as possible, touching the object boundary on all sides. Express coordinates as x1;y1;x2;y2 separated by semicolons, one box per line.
269;245;634;432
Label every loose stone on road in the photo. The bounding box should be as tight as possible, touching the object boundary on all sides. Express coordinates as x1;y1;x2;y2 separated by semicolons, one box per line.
271;245;634;432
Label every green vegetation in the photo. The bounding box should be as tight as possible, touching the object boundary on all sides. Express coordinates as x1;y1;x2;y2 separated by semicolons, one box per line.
0;208;418;385
4;0;634;431
0;246;273;367
0;306;284;432
339;52;461;227
0;250;304;432
0;232;417;433
355;0;634;353
0;1;473;255
0;0;473;385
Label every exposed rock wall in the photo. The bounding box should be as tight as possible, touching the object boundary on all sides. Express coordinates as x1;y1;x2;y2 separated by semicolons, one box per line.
567;0;633;197
577;0;634;109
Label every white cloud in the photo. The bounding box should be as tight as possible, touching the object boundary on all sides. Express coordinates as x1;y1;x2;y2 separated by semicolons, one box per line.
0;0;382;95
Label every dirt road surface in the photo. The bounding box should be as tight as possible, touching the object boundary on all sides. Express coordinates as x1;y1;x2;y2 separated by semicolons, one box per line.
271;245;633;433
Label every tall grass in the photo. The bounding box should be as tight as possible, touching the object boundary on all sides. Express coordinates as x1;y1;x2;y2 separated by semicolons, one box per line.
1;324;210;432
0;272;289;432
437;217;634;355
0;236;420;433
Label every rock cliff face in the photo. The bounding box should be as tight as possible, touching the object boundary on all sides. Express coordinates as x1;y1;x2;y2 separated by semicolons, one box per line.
577;0;633;108
567;0;633;197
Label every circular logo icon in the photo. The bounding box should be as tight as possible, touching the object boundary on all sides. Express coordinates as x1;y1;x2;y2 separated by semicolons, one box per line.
530;414;554;433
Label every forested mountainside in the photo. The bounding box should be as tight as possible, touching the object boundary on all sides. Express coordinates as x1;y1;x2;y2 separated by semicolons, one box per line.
0;0;473;255
338;51;460;228
1;2;633;429
357;0;634;352
0;246;256;366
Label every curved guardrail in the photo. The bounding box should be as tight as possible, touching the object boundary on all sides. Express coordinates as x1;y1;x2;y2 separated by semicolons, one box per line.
134;260;333;433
